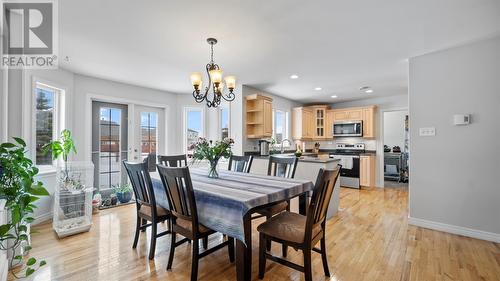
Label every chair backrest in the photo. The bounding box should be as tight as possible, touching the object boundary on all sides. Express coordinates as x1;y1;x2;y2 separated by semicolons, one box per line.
267;155;298;179
123;159;157;211
158;154;188;167
305;165;341;241
228;155;254;173
156;164;199;232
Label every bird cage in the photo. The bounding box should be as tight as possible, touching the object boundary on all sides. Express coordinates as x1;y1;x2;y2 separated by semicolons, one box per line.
53;161;94;238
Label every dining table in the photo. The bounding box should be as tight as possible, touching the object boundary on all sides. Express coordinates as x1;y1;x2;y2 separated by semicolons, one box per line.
150;167;314;281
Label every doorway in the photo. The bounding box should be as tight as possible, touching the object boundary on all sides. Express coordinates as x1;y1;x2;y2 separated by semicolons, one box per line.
133;105;165;169
382;110;409;188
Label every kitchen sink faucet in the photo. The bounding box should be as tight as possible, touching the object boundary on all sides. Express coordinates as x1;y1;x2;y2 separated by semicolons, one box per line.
280;139;292;154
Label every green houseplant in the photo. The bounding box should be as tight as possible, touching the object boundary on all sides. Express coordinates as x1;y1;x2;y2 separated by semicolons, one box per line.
113;184;133;204
43;129;78;189
189;137;234;178
0;137;49;278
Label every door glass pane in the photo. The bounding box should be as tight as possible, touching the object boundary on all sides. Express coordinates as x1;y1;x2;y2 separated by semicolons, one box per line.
35;87;55;165
220;108;229;140
99;107;122;190
140;112;158;159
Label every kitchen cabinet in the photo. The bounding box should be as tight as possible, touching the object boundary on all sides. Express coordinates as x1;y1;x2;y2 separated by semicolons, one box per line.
325;110;334;137
360;155;375;187
362;106;376;138
311;105;328;139
292;107;314;140
331;106;377;138
245;94;273;138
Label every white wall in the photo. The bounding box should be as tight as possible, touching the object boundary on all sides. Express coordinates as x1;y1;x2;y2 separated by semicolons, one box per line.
242;85;301;152
383;110;408;149
409;36;500;242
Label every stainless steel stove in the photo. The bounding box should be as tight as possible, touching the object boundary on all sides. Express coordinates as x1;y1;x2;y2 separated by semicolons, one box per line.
329;143;365;189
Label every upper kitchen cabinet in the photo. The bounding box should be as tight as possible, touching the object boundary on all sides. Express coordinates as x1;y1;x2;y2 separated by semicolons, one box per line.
245;94;273;138
331;105;377;138
362;106;376;138
311;105;329;139
292;107;314;140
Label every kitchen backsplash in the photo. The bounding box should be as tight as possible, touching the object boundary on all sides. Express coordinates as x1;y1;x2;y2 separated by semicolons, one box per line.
300;138;377;151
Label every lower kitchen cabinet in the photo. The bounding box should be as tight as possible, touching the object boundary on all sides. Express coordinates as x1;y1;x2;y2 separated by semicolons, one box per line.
360;155;376;187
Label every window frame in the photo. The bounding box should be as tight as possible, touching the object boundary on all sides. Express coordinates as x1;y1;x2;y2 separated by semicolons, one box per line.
140;111;159;158
272;109;289;147
218;106;230;140
183;106;205;154
32;81;65;171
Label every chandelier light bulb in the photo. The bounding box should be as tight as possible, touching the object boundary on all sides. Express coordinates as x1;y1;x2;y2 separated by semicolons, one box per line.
209;69;223;84
225;76;236;89
190;72;202;87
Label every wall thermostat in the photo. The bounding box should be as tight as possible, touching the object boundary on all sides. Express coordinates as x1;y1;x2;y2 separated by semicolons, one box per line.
453;114;470;125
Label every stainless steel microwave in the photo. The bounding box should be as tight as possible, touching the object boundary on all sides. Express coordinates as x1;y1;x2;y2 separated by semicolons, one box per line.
333;121;363;137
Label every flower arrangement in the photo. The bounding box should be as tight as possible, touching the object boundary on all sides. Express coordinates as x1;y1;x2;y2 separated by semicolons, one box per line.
188;137;234;178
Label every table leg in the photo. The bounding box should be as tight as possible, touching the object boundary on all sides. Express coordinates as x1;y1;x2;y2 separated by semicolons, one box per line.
299;192;309;215
235;214;252;281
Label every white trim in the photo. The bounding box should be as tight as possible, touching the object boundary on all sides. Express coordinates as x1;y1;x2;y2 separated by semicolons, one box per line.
408;217;500;243
1;70;7;142
377;106;408;188
33;211;53;226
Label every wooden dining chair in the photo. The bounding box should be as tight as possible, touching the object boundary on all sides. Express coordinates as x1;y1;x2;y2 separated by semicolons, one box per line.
228;155;253;173
257;166;341;281
123;159;171;260
255;155;299;256
156;164;235;281
158;154;188;167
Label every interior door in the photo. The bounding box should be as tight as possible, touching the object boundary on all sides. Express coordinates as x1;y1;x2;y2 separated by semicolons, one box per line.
133;105;165;167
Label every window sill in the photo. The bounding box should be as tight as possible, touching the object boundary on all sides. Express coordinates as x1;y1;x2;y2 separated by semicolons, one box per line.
36;166;57;176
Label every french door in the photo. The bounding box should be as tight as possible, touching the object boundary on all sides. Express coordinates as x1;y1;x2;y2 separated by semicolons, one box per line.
91;102;128;194
133;105;165;166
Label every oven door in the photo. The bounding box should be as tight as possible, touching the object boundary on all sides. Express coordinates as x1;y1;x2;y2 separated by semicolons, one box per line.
333;121;363;137
332;154;360;188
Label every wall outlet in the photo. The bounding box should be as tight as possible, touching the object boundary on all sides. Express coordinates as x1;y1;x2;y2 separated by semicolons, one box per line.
419;127;436;136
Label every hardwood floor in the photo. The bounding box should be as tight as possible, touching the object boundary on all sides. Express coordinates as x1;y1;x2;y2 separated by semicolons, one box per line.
15;187;500;281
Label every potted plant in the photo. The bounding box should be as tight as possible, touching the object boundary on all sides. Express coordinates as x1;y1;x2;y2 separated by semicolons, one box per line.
113;184;133;204
0;137;49;279
43;129;78;191
189;137;234;178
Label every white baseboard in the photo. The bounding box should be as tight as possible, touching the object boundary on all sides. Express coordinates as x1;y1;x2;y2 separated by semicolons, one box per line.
33;212;52;226
408;217;500;243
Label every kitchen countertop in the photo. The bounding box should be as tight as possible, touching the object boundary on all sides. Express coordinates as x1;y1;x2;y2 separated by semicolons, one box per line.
245;152;340;163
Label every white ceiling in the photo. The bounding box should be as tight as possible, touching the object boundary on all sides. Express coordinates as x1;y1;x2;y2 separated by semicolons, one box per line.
59;0;500;103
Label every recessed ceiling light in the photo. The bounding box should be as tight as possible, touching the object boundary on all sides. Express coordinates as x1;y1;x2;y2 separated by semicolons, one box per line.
360;86;373;93
290;74;299;79
314;87;322;91
331;95;338;98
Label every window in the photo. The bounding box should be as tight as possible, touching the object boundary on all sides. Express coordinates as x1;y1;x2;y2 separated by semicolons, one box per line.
273;109;288;144
220;107;229;140
140;112;158;159
185;108;204;154
34;83;63;166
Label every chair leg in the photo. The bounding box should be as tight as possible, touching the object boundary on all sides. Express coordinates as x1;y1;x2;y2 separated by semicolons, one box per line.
303;248;312;281
227;236;235;263
265;215;272;251
258;233;267;279
148;221;157;260
191;238;199;281
320;236;330;276
141;218;147;232
167;232;176;270
132;216;141;248
202;236;208;250
282;244;288;257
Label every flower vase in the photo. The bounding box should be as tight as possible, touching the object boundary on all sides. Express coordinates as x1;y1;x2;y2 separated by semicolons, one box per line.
208;159;219;178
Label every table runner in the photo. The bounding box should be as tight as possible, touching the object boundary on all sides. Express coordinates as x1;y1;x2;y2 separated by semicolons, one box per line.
151;168;314;242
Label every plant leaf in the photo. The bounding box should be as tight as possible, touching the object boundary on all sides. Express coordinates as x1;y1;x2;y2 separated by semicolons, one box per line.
25;267;35;276
26;257;36;266
28;185;50;196
39;260;47;267
12;137;26;147
0;224;10;236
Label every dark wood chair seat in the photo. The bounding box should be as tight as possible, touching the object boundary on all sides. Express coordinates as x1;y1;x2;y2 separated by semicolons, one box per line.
139;204;170;218
255;201;289;217
258;166;341;281
257;212;321;244
175;217;213;236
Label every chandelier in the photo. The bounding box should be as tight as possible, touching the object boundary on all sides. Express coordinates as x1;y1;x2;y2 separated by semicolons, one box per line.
190;38;236;108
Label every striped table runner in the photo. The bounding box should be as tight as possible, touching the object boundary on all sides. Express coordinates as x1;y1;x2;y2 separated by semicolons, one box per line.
151;168;314;242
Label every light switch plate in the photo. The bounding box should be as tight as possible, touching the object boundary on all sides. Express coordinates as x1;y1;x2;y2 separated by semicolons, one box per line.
419;127;436;136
